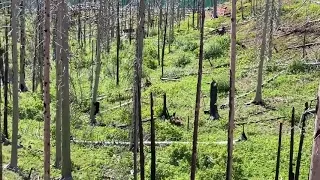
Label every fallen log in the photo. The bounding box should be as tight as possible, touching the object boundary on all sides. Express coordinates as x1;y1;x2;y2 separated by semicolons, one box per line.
287;42;320;49
71;139;236;147
161;77;180;81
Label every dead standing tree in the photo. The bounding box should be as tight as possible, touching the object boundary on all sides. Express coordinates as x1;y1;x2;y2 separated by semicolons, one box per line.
190;0;204;178
226;0;237;178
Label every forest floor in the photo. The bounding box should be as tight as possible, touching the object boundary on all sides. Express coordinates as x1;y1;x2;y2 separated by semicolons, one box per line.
3;0;320;179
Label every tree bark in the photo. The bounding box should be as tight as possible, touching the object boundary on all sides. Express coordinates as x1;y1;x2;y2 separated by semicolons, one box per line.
161;4;168;78
309;87;320;180
55;0;62;168
268;0;275;60
61;0;72;178
253;0;270;104
43;0;51;177
150;92;156;180
3;19;9;139
190;0;204;178
133;0;145;178
226;0;237;178
19;0;27;92
116;0;120;86
213;0;218;18
89;0;103;125
8;0;19;169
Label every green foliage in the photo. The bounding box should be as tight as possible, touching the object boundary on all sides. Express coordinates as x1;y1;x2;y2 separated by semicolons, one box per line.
156;121;183;141
288;60;311;74
19;93;42;121
204;36;230;60
173;53;192;67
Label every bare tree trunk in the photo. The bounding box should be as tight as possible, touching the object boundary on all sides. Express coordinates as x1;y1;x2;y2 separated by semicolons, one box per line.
192;0;195;28
61;0;72;177
268;0;275;60
55;0;62;168
19;0;27;92
43;0;51;177
309;87;320;180
116;0;120;86
276;0;281;27
253;0;270;104
213;0;217;18
226;0;237;178
77;0;82;46
89;0;103;125
32;17;38;92
8;0;19;169
132;0;145;178
190;0;204;178
168;0;174;53
3;20;9;139
150;92;156;180
161;4;168;78
158;1;162;65
38;0;44;93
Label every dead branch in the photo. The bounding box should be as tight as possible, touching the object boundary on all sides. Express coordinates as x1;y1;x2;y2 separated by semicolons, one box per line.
161;77;180;81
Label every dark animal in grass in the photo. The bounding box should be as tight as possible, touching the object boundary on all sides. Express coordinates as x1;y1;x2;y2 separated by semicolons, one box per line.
216;26;226;35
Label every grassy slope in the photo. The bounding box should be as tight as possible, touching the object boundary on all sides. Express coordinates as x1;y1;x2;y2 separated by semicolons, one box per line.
3;0;320;179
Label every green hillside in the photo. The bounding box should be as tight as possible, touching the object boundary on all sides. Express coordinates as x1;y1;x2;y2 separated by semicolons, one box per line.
2;0;320;179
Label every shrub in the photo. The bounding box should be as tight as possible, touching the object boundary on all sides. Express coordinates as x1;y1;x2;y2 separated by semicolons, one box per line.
288;60;311;74
148;28;158;37
204;42;224;60
174;54;191;67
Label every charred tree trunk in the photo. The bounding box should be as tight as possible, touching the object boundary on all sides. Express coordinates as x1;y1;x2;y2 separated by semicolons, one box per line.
289;107;295;180
190;0;204;178
150;92;156;180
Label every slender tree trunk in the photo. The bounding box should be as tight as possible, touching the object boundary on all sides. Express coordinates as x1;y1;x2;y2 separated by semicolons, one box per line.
161;5;168;78
77;0;82;46
8;0;19;169
168;0;174;53
268;0;275;60
116;0;120;86
43;0;51;177
309;87;320;180
61;0;72;177
213;0;217;18
150;92;156;180
38;0;44;92
3;20;9;139
253;0;270;104
129;1;132;44
276;0;281;27
19;0;27;92
190;0;204;178
294;110;307;180
32;17;38;92
192;0;195;27
226;0;237;178
55;0;62;168
158;1;162;65
133;0;145;178
89;0;103;125
275;123;283;180
289;107;295;180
